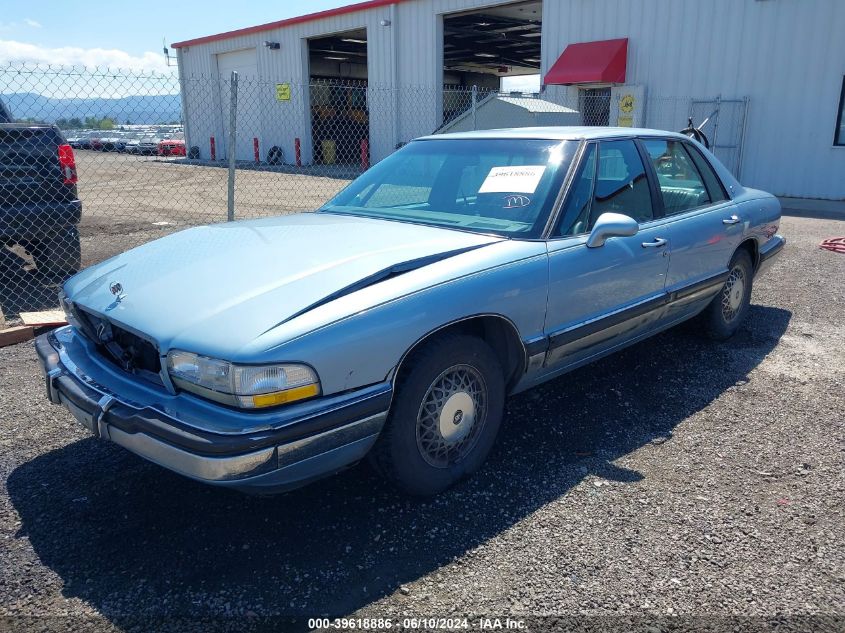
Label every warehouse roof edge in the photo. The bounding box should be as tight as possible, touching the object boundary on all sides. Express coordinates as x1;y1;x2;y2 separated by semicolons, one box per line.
172;0;406;49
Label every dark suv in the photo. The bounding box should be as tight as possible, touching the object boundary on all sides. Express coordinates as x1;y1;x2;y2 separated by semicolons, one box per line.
1;98;82;278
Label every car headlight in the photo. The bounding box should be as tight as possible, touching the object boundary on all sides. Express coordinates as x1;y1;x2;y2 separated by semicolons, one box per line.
166;350;320;409
58;288;83;331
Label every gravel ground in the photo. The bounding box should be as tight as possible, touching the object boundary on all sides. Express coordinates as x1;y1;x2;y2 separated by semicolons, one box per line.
0;215;843;632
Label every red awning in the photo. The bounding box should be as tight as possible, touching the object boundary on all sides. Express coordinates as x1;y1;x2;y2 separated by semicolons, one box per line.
543;38;628;86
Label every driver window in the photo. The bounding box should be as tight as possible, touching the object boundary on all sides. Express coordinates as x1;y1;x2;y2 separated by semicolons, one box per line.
557;144;596;236
592;140;653;224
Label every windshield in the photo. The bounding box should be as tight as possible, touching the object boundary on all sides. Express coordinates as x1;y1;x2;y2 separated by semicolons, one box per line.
320;138;575;237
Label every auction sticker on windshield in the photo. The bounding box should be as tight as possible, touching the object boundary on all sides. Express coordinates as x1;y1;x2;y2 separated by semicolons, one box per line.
478;165;546;194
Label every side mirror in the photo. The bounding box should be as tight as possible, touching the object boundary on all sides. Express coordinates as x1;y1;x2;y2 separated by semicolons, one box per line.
586;212;639;248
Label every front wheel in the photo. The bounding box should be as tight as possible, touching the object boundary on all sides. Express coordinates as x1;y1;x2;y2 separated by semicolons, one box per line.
370;334;505;496
699;249;753;340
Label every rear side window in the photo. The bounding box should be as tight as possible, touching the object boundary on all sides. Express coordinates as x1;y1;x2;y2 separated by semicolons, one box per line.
593;140;653;224
684;142;729;203
642;139;711;215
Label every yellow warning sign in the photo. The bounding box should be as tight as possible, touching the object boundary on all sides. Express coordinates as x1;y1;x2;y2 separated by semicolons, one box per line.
275;83;291;101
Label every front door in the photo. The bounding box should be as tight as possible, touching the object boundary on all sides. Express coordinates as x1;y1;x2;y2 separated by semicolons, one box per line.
544;139;670;370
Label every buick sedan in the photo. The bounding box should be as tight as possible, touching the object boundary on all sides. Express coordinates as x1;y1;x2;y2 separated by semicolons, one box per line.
36;127;784;495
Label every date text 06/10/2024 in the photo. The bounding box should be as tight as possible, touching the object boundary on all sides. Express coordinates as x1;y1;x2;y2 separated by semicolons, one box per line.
307;617;527;630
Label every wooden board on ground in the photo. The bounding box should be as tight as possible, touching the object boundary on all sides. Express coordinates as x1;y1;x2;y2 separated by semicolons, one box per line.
19;310;67;327
0;326;34;348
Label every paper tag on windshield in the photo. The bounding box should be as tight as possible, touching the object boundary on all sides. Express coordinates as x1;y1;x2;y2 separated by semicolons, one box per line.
479;165;546;194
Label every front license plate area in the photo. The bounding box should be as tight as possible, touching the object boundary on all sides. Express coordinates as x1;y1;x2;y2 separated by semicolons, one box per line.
60;393;99;438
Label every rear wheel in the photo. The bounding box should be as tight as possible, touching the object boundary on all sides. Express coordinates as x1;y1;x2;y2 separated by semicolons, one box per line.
700;249;753;340
370;334;505;496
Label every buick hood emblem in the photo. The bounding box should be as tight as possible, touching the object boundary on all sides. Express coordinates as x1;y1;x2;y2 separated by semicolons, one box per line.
108;281;125;303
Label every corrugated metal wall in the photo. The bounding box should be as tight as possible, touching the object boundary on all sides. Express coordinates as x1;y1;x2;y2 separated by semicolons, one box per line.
178;0;845;199
176;4;401;164
540;0;845;199
177;0;528;165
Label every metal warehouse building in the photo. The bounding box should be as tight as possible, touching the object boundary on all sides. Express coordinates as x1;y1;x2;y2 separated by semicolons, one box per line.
173;0;845;200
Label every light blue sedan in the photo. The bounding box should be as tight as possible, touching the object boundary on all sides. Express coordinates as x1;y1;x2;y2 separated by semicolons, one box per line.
36;127;785;495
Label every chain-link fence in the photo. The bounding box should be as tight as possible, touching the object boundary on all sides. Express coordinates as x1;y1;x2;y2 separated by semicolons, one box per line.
0;62;748;324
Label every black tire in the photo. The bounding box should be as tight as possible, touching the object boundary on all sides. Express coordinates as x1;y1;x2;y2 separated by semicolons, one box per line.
369;334;505;496
700;249;753;340
267;146;283;165
188;146;200;159
30;226;81;280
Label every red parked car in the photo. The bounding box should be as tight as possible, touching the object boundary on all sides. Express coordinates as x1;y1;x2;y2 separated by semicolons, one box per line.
157;133;186;157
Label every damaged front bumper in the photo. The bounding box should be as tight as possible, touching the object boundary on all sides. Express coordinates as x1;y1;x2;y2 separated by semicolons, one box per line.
35;327;390;493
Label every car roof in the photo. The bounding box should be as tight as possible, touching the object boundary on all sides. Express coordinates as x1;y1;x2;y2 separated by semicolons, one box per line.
418;126;694;142
415;125;745;195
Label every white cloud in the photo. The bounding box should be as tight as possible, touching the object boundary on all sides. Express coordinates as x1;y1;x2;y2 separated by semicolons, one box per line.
0;19;44;31
0;39;171;73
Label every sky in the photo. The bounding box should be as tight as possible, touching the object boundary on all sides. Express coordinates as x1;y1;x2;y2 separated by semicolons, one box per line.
0;0;539;90
0;1;355;72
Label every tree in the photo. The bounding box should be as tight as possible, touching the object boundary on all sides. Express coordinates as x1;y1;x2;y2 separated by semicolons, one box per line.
99;117;115;130
55;117;83;129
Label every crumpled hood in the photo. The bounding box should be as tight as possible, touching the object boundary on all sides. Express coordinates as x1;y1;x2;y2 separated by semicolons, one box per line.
65;212;502;357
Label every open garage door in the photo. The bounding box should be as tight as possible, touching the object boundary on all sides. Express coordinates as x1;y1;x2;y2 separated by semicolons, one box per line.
442;1;542;124
307;29;369;166
217;49;260;161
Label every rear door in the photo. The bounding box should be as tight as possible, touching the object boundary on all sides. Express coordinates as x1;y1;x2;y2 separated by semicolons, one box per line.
638;138;741;310
543;139;670;370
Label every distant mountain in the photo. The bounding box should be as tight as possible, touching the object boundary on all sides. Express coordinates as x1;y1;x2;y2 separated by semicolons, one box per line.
0;92;182;125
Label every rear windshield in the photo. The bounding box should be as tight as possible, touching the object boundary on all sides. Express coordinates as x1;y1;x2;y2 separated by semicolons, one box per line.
321;138;575;238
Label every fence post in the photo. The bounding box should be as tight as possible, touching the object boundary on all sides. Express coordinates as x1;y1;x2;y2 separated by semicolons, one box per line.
360;138;370;171
471;85;478;131
227;70;238;222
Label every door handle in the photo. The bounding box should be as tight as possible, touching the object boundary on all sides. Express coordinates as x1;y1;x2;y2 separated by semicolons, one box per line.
723;214;741;225
641;237;668;248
